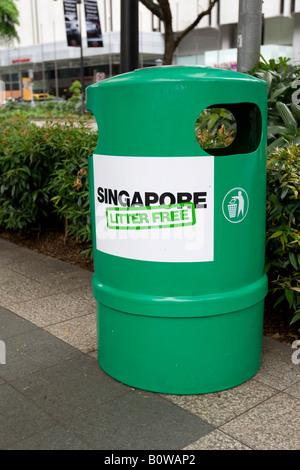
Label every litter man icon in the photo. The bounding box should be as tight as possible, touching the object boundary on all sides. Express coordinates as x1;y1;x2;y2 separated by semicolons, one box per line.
222;187;249;223
231;190;244;217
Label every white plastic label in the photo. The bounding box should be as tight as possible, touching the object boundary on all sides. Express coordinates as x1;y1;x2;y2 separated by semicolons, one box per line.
93;154;214;262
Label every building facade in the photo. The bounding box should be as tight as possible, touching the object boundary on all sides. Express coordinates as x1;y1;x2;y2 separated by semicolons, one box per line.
1;0;300;100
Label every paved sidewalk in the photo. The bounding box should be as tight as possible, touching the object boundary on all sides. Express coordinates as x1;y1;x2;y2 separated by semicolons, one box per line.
0;238;299;450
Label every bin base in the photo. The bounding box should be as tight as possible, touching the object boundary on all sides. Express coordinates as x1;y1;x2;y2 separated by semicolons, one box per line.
96;301;264;395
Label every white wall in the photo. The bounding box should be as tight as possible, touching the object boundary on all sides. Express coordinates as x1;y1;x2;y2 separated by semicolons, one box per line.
12;0;300;50
13;0;155;48
169;0;209;30
263;0;281;18
219;0;239;25
293;12;300;63
16;0;67;46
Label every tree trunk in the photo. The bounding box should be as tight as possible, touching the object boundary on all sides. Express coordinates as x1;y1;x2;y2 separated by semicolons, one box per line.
139;0;219;66
157;0;174;65
163;28;175;65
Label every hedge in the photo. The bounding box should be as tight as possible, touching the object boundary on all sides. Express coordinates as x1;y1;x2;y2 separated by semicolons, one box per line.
0;116;97;241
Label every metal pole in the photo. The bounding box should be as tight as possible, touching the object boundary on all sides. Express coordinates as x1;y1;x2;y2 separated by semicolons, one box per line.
29;68;34;107
108;14;112;77
120;0;139;73
6;46;12;98
40;24;46;95
34;0;40;43
77;0;85;114
18;48;22;100
237;0;263;72
53;21;59;99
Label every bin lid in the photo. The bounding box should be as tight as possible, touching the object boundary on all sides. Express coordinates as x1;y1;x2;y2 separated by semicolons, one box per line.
88;65;264;89
86;65;267;157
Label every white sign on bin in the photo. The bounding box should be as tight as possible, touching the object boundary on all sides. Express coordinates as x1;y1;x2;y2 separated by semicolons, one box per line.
93;154;215;263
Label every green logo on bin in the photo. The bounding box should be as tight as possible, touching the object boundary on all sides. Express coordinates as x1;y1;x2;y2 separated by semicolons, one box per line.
222;187;249;223
106;203;196;230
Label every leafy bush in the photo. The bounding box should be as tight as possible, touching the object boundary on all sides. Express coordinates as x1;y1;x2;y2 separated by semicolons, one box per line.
47;123;97;254
0;117;97;242
0;102;88;121
266;144;300;325
251;56;300;149
0;116;57;229
250;58;300;325
65;80;83;115
195;107;236;149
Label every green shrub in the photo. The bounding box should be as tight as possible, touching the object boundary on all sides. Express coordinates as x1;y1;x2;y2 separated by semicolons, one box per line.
0;93;93;120
47;123;97;254
0;117;97;236
250;57;300;326
266;144;300;325
0;116;56;229
65;80;82;112
195;107;236;149
251;56;300;149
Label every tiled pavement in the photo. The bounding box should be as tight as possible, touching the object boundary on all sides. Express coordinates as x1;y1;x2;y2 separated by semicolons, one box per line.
0;238;299;450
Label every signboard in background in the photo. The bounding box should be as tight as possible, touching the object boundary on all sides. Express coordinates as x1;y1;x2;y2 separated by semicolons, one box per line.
95;71;106;82
84;0;103;47
22;77;32;101
63;0;81;47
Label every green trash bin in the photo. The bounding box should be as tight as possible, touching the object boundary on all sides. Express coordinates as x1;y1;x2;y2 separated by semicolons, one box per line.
86;66;268;394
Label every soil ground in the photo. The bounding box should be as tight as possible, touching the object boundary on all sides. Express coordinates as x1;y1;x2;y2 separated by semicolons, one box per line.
0;228;299;347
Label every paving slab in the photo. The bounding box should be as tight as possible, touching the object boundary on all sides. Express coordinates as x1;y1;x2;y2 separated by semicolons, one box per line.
7;425;92;450
0;325;81;383
44;313;97;353
254;337;300;390
7;293;95;328
0;305;38;339
285;382;300;399
0;383;56;449
183;430;252;450
163;378;277;427
11;353;132;422
219;392;300;450
65;390;214;450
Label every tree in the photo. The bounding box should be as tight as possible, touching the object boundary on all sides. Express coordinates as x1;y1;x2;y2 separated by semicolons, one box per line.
139;0;219;65
0;0;19;44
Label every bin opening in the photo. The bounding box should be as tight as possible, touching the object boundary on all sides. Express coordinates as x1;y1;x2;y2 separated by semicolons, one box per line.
195;103;262;156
